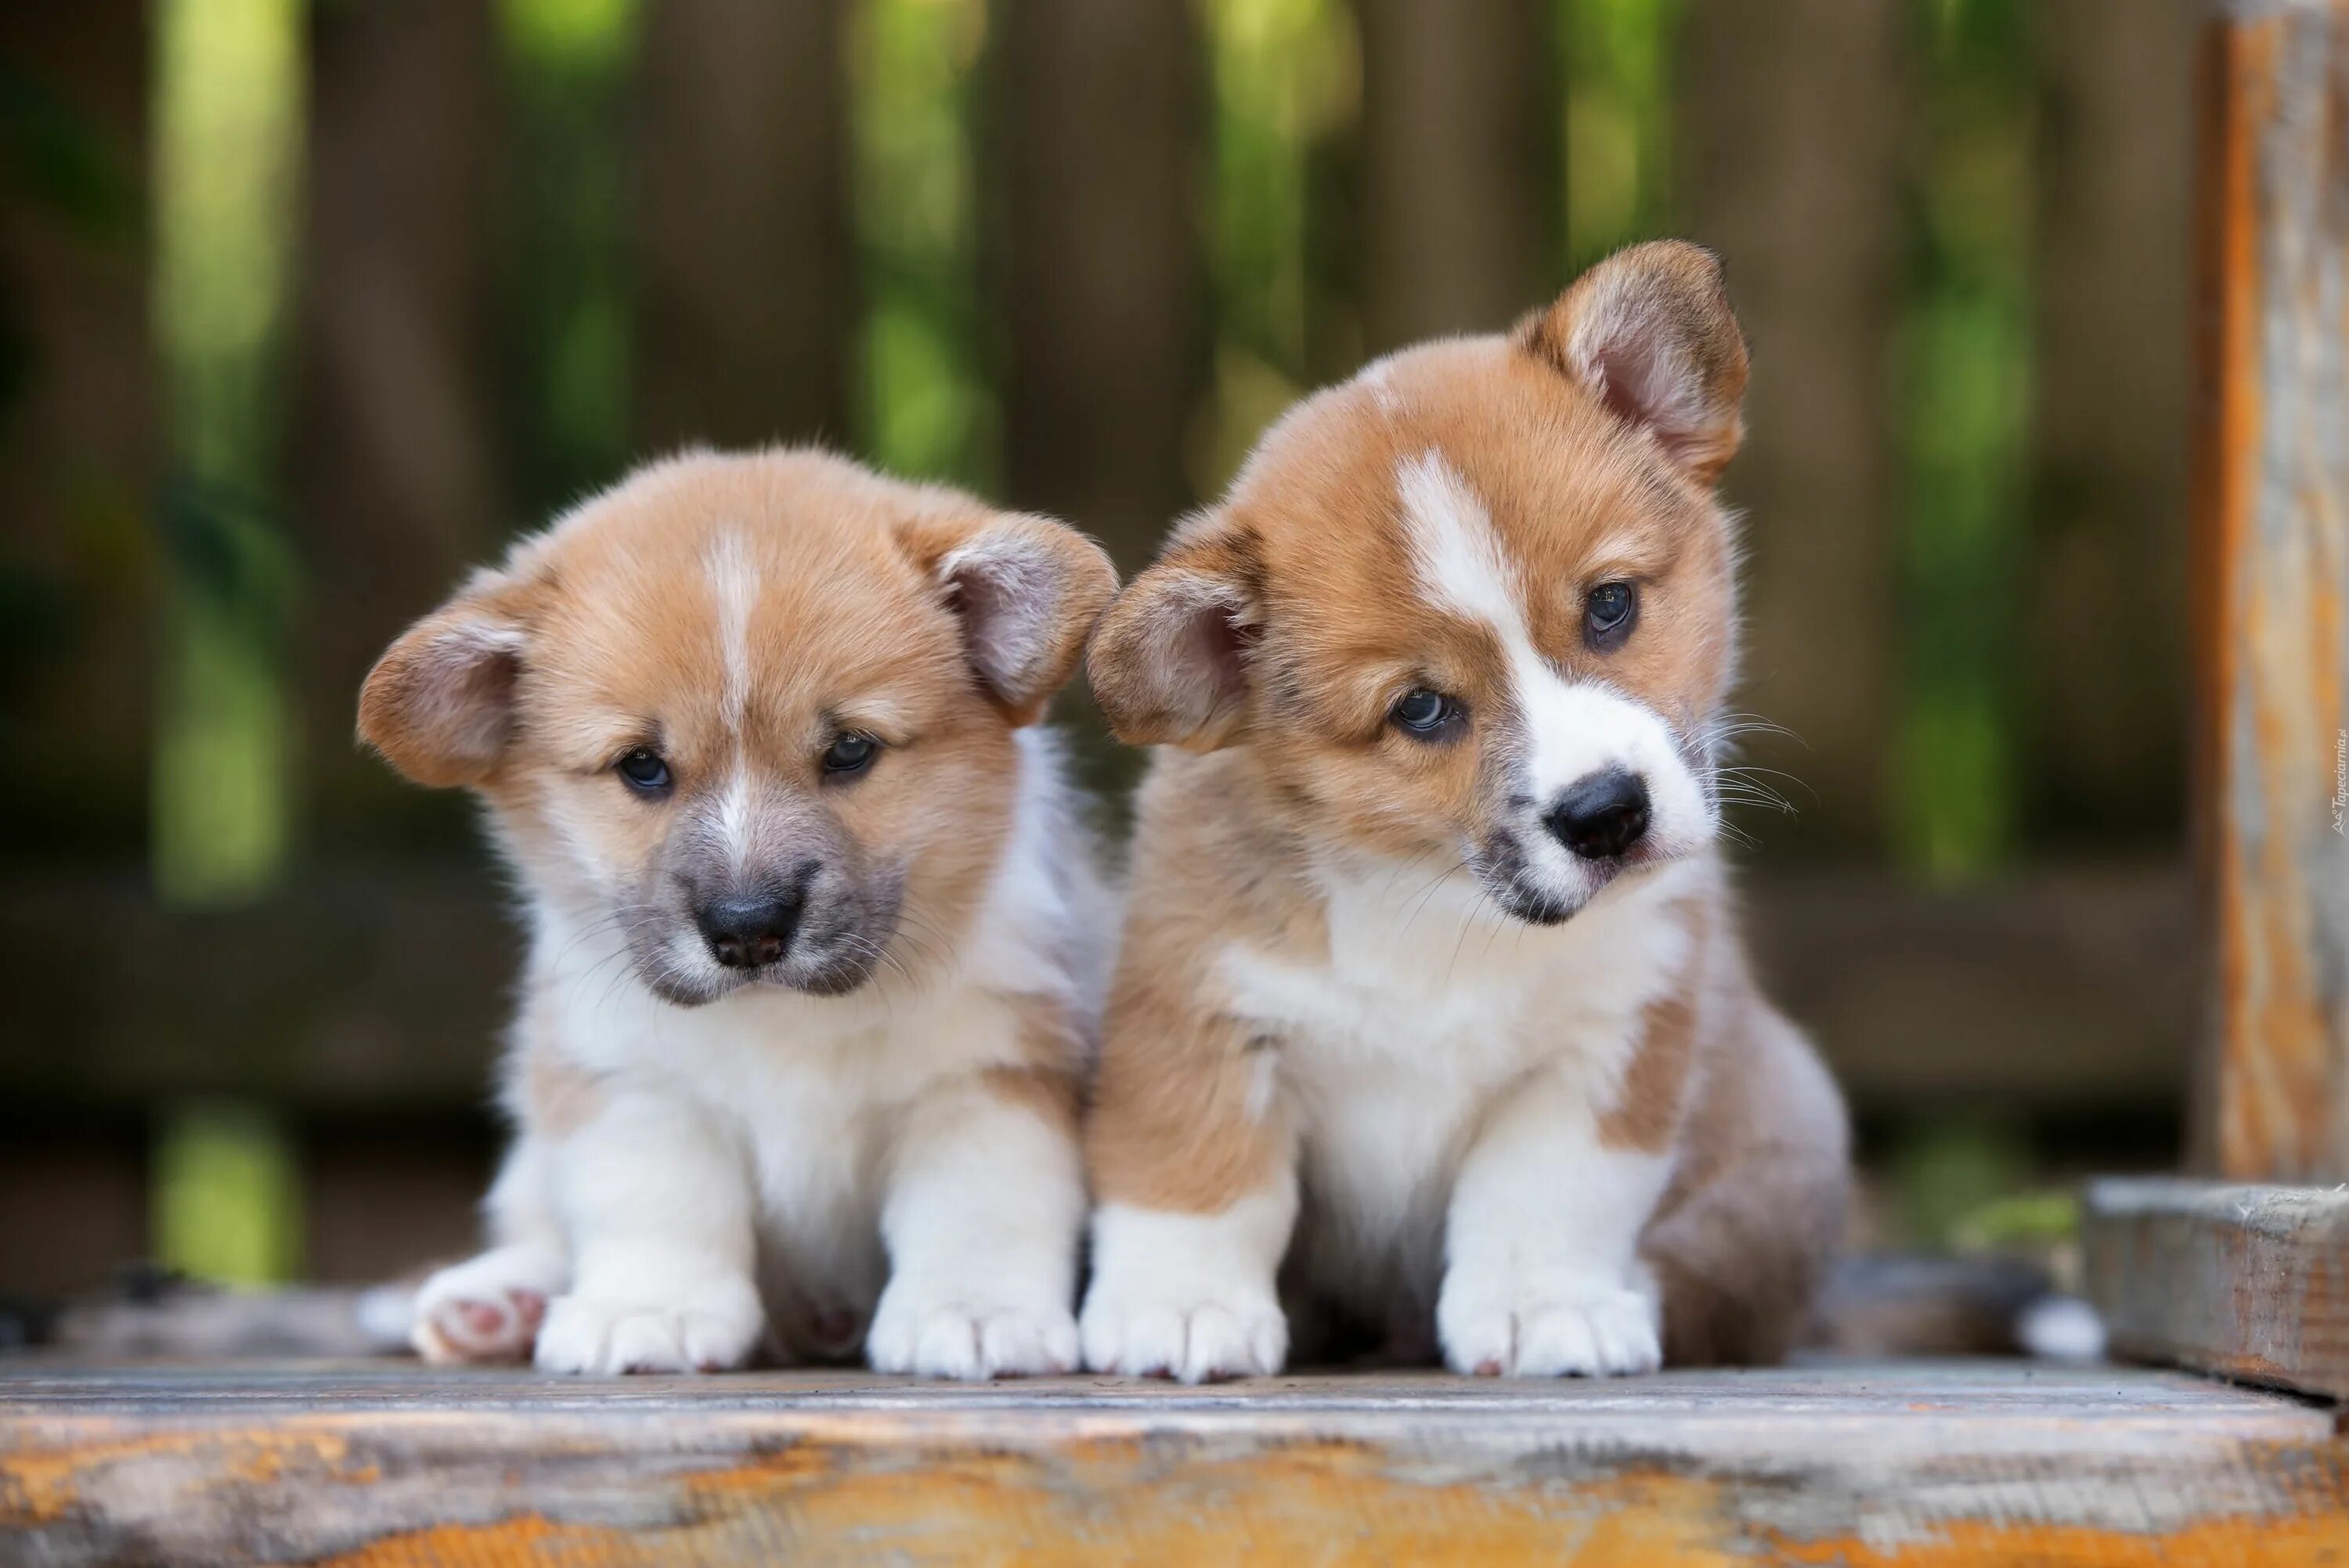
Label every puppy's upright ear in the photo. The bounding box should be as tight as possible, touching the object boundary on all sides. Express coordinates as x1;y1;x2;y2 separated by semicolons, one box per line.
1087;516;1259;752
357;566;543;789
1517;240;1749;486
899;507;1118;726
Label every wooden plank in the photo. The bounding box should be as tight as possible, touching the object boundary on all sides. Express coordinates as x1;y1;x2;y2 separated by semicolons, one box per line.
2194;0;2349;1181
633;0;850;455
996;0;1202;558
293;0;507;825
2083;1175;2349;1398
3;1361;2345;1565
0;0;156;856
0;861;2194;1117
1355;0;1552;351
2025;0;2199;843
1676;0;1904;856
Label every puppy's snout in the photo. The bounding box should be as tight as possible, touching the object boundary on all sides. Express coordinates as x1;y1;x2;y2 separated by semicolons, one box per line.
1545;767;1651;861
694;889;804;971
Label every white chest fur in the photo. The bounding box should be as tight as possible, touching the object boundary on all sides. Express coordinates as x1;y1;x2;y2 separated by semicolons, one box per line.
1215;856;1699;1312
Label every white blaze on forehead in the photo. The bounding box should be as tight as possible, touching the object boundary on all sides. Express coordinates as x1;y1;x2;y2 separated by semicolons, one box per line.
1394;452;1698;830
705;530;760;730
703;530;763;873
1398;451;1521;632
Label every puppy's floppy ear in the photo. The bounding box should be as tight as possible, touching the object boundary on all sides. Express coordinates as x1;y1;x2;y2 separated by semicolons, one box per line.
1517;240;1749;486
1087;515;1259;752
899;506;1118;726
357;567;543;789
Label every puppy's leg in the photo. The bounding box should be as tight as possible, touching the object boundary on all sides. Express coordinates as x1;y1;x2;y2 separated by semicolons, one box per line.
1080;998;1296;1382
411;1137;568;1364
1436;972;1709;1381
867;1066;1086;1379
532;1090;765;1375
1438;1066;1673;1377
1643;1006;1849;1365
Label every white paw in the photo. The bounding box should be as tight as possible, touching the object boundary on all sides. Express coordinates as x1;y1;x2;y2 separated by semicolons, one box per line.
532;1275;765;1375
411;1246;566;1366
866;1283;1079;1380
1080;1285;1286;1382
1438;1273;1662;1378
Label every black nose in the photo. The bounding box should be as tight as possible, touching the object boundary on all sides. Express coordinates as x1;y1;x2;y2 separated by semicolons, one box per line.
694;891;803;970
1545;768;1651;860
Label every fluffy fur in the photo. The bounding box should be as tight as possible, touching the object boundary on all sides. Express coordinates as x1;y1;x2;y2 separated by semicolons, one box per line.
1079;242;1849;1381
359;448;1117;1377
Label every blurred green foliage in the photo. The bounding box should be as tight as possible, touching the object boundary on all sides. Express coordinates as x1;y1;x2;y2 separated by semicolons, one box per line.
1893;0;2034;882
150;0;305;907
497;0;640;519
1193;0;1359;496
68;0;2076;1281
852;0;997;488
154;1100;303;1287
1561;0;1679;272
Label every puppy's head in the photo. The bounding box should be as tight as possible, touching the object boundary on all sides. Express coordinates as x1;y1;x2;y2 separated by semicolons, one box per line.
360;449;1114;1003
1091;242;1746;925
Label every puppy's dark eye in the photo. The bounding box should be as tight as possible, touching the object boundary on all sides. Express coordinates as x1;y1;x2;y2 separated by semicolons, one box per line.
617;748;671;794
822;732;879;777
1390;688;1460;738
1585;580;1637;650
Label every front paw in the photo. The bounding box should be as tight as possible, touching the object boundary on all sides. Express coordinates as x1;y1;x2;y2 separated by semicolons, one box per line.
1438;1273;1662;1377
534;1275;765;1375
866;1282;1078;1380
412;1245;565;1365
1080;1283;1286;1382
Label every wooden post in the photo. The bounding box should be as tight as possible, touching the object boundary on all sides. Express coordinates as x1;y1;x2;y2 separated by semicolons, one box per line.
634;0;851;453
294;0;506;820
1355;0;1551;351
2085;0;2349;1397
2195;0;2349;1184
995;0;1201;558
2026;0;2199;844
0;0;156;850
1676;0;1904;856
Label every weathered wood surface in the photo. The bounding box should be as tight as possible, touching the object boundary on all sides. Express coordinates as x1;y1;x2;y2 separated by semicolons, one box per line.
0;861;2195;1117
2083;1175;2349;1399
2194;0;2349;1181
2;1361;2345;1566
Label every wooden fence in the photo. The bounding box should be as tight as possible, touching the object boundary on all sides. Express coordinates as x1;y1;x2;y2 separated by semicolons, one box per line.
0;0;2209;1292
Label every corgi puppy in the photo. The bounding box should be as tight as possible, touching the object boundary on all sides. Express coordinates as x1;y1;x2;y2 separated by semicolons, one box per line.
1077;243;1849;1381
359;448;1117;1378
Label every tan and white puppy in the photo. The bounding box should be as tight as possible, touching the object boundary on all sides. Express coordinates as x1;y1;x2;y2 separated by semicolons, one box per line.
1078;243;1849;1382
359;448;1117;1379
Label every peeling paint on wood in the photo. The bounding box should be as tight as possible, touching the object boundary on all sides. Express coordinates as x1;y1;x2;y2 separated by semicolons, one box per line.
2083;1176;2349;1399
2195;0;2349;1181
2;1363;2346;1564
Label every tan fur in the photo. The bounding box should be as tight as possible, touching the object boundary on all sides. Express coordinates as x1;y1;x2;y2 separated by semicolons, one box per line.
1090;337;1739;861
1082;752;1323;1213
1084;243;1848;1368
980;1062;1081;1142
1596;899;1707;1154
1643;937;1849;1364
361;449;1116;995
364;447;1120;1379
